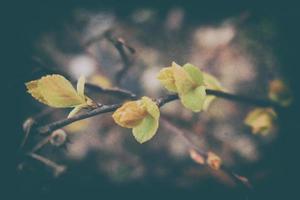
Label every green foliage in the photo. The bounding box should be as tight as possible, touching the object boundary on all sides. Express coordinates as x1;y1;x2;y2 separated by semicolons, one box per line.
112;96;160;143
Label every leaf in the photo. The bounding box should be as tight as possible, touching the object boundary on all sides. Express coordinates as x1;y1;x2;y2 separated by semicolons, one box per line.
77;75;86;99
112;96;160;143
172;62;196;94
132;115;159;143
25;80;48;105
112;101;147;128
182;63;204;85
26;75;86;108
68;104;86;118
157;67;177;92
244;108;277;135
268;79;293;107
141;96;160;120
180;86;206;112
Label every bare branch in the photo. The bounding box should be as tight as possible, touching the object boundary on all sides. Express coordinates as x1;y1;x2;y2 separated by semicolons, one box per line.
35;88;281;136
160;116;252;189
85;83;137;99
104;31;135;85
27;153;66;177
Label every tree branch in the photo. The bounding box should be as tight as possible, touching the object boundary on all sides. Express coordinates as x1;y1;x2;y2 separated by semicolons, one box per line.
35;88;280;136
160;116;252;189
157;89;281;109
104;31;135;85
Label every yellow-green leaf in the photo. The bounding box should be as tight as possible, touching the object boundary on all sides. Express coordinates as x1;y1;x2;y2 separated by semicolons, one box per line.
140;96;160;120
182;63;204;86
157;67;177;92
172;62;195;94
68;104;86;118
112;96;160;143
132;115;159;143
77;75;86;99
244;108;277;135
26;75;86;108
112;101;147;128
180;85;206;112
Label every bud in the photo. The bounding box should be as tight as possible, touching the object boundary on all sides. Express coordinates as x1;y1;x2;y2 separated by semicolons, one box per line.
157;62;208;112
244;108;277;135
206;151;222;170
269;79;292;106
112;101;148;128
112;96;160;143
50;129;67;146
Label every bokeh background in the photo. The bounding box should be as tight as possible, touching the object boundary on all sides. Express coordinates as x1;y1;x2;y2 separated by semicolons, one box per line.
5;1;299;199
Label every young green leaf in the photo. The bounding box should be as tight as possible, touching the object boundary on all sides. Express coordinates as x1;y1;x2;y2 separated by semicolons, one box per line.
244;108;277;135
180;86;206;112
26;74;95;118
112;96;160;143
157;62;208;112
132;115;159;143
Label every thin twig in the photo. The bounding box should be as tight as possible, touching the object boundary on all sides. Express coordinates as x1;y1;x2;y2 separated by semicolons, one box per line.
160;116;252;189
27;152;66;177
157;90;281;109
85;83;137;99
37;104;121;135
104;31;135;85
35;89;281;136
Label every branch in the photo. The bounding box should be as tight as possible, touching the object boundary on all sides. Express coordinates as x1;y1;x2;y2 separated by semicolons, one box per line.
104;31;135;85
26;153;66;177
160;116;252;189
35;89;281;136
157;89;281;109
37;104;121;135
85;83;137;99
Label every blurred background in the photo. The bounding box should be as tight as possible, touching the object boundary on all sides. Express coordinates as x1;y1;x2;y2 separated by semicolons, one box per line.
4;1;300;199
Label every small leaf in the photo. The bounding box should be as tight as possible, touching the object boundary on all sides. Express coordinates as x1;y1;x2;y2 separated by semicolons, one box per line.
112;101;147;128
68;104;86;118
244;108;277;135
157;67;177;92
26;75;86;108
180;86;206;112
112;96;160;143
141;96;160;120
132;115;159;143
77;75;86;99
172;62;195;94
182;63;204;85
